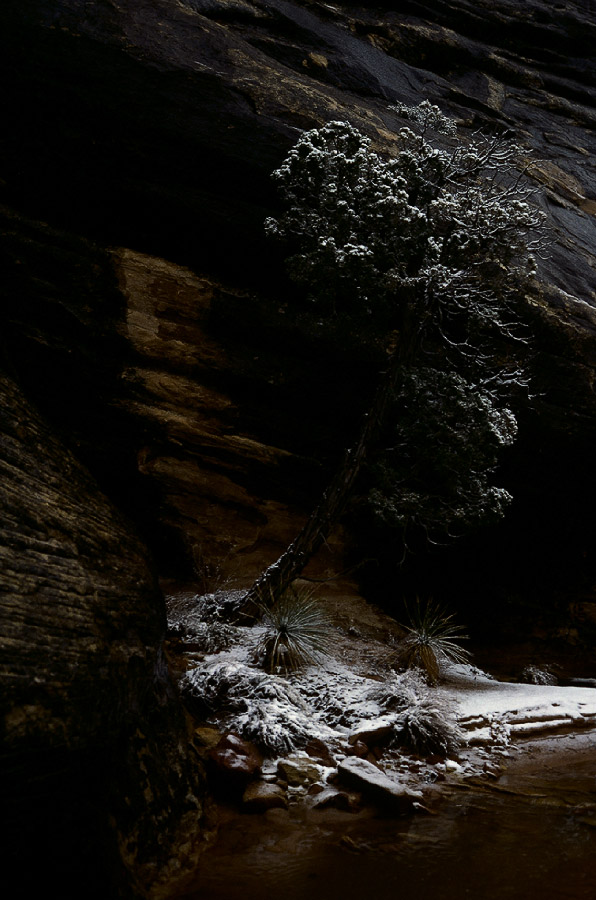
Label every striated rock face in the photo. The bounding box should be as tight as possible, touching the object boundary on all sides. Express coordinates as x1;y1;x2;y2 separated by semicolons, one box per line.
1;1;595;592
113;246;332;581
0;365;206;896
1;0;596;889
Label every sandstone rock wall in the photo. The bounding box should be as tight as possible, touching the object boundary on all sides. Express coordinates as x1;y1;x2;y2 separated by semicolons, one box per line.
2;1;596;600
0;362;206;895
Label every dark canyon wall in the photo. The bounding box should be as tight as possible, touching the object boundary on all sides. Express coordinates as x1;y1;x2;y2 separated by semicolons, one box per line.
1;0;596;893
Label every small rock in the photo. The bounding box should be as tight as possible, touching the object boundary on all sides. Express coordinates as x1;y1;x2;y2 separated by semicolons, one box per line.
412;801;435;815
277;755;323;787
338;757;423;812
193;726;222;751
340;835;371;853
304;738;336;767
242;782;288;813
345;740;369;758
348;716;395;748
307;782;326;796
311;788;361;812
209;733;263;784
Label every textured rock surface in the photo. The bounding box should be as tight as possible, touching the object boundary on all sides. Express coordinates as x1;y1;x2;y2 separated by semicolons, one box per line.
0;366;205;896
242;780;289;811
209;732;264;785
277;753;324;786
1;1;595;610
338;756;423;810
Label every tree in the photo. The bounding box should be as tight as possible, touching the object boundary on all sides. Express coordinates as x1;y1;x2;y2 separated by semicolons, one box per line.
243;101;545;609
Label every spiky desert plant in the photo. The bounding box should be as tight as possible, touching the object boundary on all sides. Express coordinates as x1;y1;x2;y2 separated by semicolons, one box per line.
256;587;334;675
395;598;471;684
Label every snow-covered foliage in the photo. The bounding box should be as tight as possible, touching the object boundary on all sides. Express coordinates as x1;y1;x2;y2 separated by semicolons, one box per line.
293;666;389;729
394;694;464;757
367;368;518;535
367;668;428;712
166;592;240;653
369;669;464;756
388;99;457;136
265;101;545;540
520;664;558;686
393;600;471;685
180;647;465;758
181;660;336;754
265;103;544;334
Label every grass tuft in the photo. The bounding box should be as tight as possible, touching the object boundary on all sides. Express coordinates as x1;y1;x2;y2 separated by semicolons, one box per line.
395;598;471;684
255;587;334;675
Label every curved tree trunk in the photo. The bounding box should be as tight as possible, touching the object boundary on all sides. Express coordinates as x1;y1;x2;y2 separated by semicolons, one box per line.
242;343;412;613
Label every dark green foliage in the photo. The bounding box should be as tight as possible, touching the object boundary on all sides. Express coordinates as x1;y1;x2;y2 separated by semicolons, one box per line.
367;368;518;539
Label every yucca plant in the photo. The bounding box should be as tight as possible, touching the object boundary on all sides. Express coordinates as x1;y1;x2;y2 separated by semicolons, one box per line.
255;587;334;675
395;598;471;684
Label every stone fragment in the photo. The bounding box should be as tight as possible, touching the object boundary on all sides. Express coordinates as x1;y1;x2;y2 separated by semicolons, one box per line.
209;733;263;784
307;782;326;796
277;754;323;787
311;787;361;812
193;726;222;751
304;737;336;767
338;757;423;812
426;754;445;765
348;716;395;748
242;782;288;812
345;740;369;758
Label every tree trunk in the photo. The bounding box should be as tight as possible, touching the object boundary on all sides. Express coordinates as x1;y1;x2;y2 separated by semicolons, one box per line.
242;343;410;613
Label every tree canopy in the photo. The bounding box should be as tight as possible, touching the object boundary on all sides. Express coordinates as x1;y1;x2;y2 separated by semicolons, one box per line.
246;102;545;605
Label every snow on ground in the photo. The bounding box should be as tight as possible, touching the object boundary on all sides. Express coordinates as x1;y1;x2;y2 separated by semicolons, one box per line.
167;588;596;796
442;663;596;744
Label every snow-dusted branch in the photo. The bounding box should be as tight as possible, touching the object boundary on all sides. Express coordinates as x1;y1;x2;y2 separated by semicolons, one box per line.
246;101;545;604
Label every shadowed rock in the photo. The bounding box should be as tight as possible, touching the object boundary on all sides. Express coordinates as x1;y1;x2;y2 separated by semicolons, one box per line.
0;367;205;897
1;0;595;616
338;756;424;811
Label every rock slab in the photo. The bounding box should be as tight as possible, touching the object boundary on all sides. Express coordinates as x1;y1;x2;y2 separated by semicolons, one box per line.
338;757;423;812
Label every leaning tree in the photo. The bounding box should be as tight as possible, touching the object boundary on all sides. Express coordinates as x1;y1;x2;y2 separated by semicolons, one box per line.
243;101;545;609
